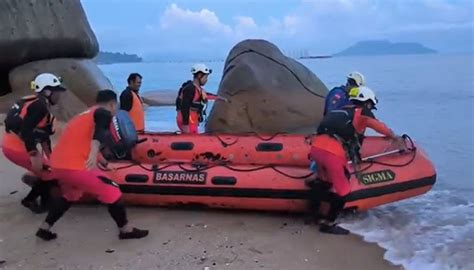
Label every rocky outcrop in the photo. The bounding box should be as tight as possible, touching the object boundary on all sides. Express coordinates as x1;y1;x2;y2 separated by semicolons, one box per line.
8;59;113;121
0;0;98;74
0;0;105;121
205;39;328;134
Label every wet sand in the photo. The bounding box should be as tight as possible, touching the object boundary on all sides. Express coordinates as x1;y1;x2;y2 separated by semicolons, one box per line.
0;127;400;270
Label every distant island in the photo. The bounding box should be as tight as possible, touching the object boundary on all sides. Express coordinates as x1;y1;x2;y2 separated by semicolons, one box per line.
335;40;437;56
299;55;332;59
94;51;143;65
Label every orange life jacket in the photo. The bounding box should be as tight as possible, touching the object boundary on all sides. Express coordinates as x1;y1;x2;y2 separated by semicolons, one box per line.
176;82;206;123
50;107;97;170
128;91;144;132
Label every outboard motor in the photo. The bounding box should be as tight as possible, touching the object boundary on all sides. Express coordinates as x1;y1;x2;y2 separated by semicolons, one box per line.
102;110;139;160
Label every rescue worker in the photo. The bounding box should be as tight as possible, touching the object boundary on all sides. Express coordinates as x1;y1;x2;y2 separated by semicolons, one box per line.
120;73;145;132
323;71;365;115
310;86;404;235
35;90;149;241
175;63;213;134
2;73;65;213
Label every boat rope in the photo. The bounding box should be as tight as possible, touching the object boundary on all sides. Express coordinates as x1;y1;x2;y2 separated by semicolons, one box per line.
207;132;289;142
101;160;313;180
213;134;239;147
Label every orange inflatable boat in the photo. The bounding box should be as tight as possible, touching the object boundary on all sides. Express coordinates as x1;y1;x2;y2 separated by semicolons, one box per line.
105;134;436;212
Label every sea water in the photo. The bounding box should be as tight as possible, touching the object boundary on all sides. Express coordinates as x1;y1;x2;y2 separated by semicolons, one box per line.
99;53;474;270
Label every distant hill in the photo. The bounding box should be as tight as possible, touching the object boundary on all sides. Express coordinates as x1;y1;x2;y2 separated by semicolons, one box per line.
94;51;143;64
335;40;437;56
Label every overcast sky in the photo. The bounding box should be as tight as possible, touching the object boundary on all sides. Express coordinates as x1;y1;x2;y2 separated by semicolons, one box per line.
82;0;473;60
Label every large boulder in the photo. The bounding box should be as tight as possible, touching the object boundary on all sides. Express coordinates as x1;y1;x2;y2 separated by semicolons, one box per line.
0;0;98;74
6;58;113;121
205;39;328;134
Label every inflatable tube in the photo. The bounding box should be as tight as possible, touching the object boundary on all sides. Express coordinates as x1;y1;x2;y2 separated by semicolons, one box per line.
132;133;312;166
103;135;436;212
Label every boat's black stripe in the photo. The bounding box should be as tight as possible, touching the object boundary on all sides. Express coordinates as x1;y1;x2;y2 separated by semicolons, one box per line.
344;174;436;202
120;174;436;202
120;185;309;199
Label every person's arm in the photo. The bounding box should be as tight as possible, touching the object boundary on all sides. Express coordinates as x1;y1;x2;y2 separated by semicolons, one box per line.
205;92;229;102
119;90;133;112
206;92;218;100
180;85;195;125
359;108;396;138
20;100;48;154
86;108;113;169
364;117;396;138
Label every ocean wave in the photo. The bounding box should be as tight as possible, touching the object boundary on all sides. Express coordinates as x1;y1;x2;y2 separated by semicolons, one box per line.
341;190;474;270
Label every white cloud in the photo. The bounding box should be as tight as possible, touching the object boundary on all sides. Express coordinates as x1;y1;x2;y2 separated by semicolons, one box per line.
156;4;308;41
235;16;257;29
160;4;232;35
234;16;259;39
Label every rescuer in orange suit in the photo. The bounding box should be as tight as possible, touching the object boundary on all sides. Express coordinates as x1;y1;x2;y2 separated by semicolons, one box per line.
310;86;405;235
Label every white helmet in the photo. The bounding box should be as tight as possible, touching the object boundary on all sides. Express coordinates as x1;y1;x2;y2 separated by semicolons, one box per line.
191;63;212;75
349;86;378;105
30;73;64;93
347;71;365;87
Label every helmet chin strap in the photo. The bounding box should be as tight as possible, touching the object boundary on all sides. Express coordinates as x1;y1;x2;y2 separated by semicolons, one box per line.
39;90;56;105
48;97;57;105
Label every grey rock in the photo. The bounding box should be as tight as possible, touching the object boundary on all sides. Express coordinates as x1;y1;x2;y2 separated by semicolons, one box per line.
0;0;98;73
7;58;112;121
206;39;327;134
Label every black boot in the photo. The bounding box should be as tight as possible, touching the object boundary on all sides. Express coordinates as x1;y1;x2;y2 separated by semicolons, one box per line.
319;223;350;235
119;228;149;240
35;228;57;241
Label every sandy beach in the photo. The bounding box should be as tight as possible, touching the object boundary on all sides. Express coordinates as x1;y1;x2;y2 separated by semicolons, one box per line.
0;127;400;270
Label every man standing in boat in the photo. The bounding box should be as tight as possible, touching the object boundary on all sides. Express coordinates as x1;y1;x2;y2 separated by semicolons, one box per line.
175;63;215;134
323;71;365;115
310;86;404;235
175;63;231;134
35;90;148;241
120;73;145;132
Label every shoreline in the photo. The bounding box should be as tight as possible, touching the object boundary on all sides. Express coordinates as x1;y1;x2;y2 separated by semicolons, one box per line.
0;127;400;269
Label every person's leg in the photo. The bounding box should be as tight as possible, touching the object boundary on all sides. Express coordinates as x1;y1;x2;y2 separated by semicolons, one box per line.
3;147;51;213
189;112;200;134
177;116;184;132
107;197;148;239
176;112;187;132
36;196;72;240
189;124;199;134
22;181;50;213
39;180;59;208
36;170;83;241
78;171;148;239
318;193;348;235
311;149;350;235
308;148;333;222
